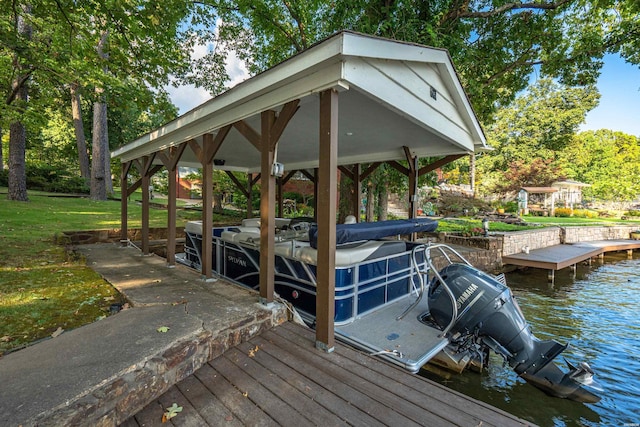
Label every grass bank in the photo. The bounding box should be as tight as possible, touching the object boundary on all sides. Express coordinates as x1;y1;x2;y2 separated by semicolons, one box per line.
0;189;241;355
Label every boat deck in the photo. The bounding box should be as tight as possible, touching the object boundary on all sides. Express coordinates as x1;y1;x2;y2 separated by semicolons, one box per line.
123;322;532;427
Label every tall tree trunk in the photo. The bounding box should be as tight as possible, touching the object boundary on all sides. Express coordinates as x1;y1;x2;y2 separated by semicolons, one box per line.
378;184;388;221
70;83;90;181
91;31;109;200
337;175;353;224
7;6;31;202
365;181;375;222
91;92;108;200
8;121;28;201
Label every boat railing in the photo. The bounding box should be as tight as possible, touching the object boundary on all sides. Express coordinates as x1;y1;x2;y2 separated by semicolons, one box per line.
398;243;473;338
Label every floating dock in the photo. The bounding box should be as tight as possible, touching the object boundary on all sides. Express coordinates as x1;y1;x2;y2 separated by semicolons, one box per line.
502;240;640;282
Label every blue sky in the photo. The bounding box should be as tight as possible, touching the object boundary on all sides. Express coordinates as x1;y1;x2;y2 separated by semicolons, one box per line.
581;54;640;137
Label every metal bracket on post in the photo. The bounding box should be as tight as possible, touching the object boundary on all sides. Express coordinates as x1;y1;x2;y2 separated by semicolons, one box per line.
315;340;335;353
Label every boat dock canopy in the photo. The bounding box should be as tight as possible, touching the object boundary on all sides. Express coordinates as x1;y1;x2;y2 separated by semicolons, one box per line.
111;30;487;170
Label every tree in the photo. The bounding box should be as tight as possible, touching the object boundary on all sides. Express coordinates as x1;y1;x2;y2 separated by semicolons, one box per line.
203;0;637;124
1;0;193;200
561;130;640;201
476;79;599;195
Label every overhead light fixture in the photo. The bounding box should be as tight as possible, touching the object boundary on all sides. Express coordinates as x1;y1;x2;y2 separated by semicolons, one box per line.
213;159;225;166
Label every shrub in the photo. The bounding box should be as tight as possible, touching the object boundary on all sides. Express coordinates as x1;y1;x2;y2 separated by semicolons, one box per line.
554;207;573;217
624;210;640;217
0;169;7;187
573;209;599;218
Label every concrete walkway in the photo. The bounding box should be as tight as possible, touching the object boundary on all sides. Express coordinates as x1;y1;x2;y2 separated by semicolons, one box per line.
0;243;287;427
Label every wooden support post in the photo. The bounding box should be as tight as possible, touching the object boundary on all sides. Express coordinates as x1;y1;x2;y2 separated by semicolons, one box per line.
190;129;229;280
627;249;633;259
277;177;283;218
570;263;577;279
158;143;186;267
548;269;555;284
247;173;253;218
166;166;178;266
316;88;338;353
313;168;319;221
120;162;131;246
202;159;213;279
140;156;152;256
260;110;276;303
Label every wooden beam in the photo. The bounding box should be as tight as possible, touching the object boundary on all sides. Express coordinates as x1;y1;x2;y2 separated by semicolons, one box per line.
225;171;250;198
386;160;409;176
359;162;382;181
233;120;261;151
270;100;300;148
281;170;297;185
205;125;231;164
259;110;276;303
417;154;465;176
337;165;354;181
316;88;338;353
300;169;315;182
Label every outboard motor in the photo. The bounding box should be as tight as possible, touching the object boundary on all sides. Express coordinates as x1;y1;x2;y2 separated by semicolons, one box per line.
428;263;601;403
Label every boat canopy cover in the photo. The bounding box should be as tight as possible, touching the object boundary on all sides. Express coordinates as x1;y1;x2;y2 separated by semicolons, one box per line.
308;218;438;248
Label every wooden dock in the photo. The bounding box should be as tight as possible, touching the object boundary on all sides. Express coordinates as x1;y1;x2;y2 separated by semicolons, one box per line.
502;239;640;281
123;322;532;427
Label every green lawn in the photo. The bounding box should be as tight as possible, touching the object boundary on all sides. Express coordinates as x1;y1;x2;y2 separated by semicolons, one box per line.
0;188;241;355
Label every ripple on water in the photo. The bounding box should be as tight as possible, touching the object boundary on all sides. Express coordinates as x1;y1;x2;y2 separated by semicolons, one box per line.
419;256;640;427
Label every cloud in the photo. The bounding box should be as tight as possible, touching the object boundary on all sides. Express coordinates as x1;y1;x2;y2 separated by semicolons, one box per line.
168;19;250;115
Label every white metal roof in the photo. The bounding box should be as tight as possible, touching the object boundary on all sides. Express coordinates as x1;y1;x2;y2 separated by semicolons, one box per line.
111;31;487;171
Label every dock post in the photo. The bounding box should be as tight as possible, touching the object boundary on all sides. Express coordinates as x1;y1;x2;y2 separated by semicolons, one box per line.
547;269;555;284
570;264;576;279
627;249;633;259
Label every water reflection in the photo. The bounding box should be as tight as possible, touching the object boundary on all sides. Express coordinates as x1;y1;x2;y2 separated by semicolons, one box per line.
420;253;640;427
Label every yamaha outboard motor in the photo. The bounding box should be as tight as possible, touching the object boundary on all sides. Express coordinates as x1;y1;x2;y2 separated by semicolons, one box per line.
428;264;601;403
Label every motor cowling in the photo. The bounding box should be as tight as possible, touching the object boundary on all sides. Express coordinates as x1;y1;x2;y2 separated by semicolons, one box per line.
427;264;600;403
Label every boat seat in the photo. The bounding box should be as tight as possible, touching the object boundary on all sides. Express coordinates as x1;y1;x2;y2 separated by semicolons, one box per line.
185;220;203;234
274;241;311;258
298;240;407;267
241;218;292;228
221;229;261;244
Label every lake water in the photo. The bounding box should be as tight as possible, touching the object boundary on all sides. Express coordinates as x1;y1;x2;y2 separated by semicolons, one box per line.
420;252;640;427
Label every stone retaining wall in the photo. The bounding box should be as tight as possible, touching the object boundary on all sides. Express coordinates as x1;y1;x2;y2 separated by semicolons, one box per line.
499;227;562;256
562;225;639;243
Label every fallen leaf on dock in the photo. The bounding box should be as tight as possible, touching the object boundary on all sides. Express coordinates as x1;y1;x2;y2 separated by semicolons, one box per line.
51;327;64;338
161;403;182;423
248;345;259;357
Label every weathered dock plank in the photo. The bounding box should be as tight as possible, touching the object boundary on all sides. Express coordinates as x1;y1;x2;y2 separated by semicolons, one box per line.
127;322;533;426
